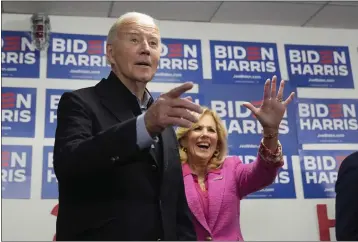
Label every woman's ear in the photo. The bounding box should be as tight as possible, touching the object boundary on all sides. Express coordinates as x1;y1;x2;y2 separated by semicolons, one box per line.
179;138;188;149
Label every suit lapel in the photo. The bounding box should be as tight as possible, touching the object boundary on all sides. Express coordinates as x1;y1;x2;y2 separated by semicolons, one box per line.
94;71;159;165
183;174;212;233
207;169;226;230
99;97;135;122
95;72;140;122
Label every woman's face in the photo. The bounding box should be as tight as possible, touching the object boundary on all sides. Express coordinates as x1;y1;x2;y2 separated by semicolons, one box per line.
184;113;219;163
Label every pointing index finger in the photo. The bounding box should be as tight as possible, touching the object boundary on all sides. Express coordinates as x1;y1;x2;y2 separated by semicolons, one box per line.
165;82;194;98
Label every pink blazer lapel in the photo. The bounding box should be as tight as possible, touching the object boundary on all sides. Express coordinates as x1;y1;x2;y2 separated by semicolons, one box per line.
207;170;226;230
183;175;211;233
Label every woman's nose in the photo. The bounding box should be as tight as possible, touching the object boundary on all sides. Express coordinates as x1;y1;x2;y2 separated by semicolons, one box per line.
200;129;209;136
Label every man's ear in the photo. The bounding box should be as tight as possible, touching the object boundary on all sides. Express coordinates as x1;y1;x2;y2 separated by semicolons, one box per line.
106;44;114;65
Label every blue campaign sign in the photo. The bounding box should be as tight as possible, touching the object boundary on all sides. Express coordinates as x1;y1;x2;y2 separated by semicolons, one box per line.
285;44;354;88
2;145;32;199
232;148;296;199
153;38;203;83
295;98;358;144
44;89;72;138
200;82;298;154
47;32;110;80
42;146;58;199
1;30;40;78
2;87;37;138
299;149;354;198
210;40;281;85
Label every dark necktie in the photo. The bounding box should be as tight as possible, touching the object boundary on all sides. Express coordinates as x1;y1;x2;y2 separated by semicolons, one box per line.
140;106;163;168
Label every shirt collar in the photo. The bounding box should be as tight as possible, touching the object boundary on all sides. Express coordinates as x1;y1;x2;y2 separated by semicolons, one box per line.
135;89;151;110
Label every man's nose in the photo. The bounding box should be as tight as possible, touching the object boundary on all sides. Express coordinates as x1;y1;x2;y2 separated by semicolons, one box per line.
140;41;150;55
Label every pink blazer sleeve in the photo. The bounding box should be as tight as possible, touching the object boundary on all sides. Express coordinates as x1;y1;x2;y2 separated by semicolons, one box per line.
234;154;283;199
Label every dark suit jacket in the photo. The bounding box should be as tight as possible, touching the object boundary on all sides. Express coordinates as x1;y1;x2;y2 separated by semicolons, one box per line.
335;151;358;241
53;71;196;241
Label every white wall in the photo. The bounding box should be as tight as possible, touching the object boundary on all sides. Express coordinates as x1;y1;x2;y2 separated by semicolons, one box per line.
2;13;358;241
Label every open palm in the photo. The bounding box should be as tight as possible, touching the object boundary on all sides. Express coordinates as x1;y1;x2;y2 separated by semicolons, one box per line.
243;76;295;130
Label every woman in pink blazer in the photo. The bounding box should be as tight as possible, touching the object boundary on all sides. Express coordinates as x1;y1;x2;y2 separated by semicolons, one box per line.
176;76;295;241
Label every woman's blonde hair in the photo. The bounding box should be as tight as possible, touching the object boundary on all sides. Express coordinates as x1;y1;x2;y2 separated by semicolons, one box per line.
176;107;228;170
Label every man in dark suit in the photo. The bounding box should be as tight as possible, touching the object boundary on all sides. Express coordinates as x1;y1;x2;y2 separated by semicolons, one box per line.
335;151;358;241
53;12;201;241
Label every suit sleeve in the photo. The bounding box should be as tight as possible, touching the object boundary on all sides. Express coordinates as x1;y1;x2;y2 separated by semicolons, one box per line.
53;91;141;181
335;154;358;241
176;169;197;241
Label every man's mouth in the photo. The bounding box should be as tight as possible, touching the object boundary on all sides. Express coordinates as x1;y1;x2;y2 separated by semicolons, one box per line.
135;61;151;67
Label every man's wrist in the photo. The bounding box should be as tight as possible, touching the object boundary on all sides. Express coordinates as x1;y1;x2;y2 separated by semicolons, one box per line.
144;113;158;138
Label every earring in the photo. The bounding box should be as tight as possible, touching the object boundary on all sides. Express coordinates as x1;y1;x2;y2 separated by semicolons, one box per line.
213;150;219;157
182;147;187;152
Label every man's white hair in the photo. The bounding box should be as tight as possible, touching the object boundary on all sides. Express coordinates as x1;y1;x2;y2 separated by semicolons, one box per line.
106;12;158;45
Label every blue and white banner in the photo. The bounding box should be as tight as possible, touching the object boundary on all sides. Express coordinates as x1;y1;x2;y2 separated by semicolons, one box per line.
41;146;58;199
285;44;354;88
1;30;40;78
44;89;71;138
154;38;203;83
295;98;358;144
47;33;110;80
2;87;37;138
200;82;298;154
2;145;32;199
234;149;296;199
210;40;281;85
299;149;354;198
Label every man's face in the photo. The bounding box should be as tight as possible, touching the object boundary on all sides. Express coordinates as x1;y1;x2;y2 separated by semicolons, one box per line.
107;17;161;84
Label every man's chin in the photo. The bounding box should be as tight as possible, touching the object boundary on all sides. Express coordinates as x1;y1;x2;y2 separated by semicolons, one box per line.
134;75;154;84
